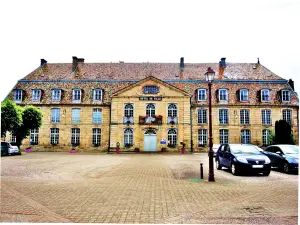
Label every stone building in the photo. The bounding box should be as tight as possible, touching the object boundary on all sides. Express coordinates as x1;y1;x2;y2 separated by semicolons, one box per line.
4;57;299;152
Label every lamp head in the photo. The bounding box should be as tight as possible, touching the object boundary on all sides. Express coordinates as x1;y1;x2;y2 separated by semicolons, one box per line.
205;67;215;82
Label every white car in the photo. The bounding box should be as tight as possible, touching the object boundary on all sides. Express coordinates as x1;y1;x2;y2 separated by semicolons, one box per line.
8;144;21;155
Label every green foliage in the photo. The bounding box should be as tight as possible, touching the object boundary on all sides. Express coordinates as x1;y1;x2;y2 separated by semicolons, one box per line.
274;120;295;145
1;99;22;137
267;130;275;145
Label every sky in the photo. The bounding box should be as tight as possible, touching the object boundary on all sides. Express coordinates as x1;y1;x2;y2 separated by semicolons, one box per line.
1;0;300;101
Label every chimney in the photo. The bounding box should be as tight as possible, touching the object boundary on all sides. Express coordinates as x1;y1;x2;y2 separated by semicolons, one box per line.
288;79;294;91
257;58;260;65
40;59;47;66
218;57;226;80
179;57;184;79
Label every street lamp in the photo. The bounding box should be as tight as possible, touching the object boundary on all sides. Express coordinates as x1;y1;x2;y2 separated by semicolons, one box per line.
205;67;215;182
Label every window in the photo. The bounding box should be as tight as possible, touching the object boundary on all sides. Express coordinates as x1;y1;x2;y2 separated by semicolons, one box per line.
261;89;270;102
262;129;272;146
283;109;292;125
51;108;60;123
93;89;102;101
124;104;134;117
198;129;207;146
72;108;81;124
52;89;61;101
240;89;249;101
14;89;22;102
143;86;159;94
219;109;228;124
30;129;39;145
219;129;229;144
124;128;133;146
198;108;207;124
197;89;206;101
168;104;177;117
241;129;251;144
32;89;41;101
168;129;177;146
92;108;102;124
72;89;81;102
219;89;228;101
50;128;59;145
71;128;80;146
240;109;250;125
146;104;155;117
92;128;101;146
10;134;16;143
282;90;290;102
262;109;272;125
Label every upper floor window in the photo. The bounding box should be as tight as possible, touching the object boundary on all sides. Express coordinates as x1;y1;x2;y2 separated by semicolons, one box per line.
219;109;228;124
14;89;22;102
72;108;81;124
92;108;102;124
240;109;250;125
281;90;290;102
168;104;177;117
261;89;270;102
32;89;41;101
72;89;81;103
198;108;207;124
143;86;159;94
124;104;134;117
283;109;292;125
51;108;60;123
240;89;249;102
52;89;61;101
146;103;156;117
262;109;272;125
93;89;102;101
197;89;206;101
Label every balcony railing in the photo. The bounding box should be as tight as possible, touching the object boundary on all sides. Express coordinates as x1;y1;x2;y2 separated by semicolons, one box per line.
167;116;178;124
139;115;163;125
123;116;134;125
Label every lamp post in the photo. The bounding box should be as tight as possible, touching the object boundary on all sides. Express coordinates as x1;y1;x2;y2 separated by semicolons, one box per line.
205;67;215;182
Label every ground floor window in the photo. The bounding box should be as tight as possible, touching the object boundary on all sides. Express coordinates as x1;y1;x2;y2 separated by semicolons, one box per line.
50;128;59;145
198;129;207;146
262;129;272;146
71;128;80;146
92;128;101;146
220;129;229;144
241;129;251;144
10;134;16;144
124;128;133;146
168;129;177;146
30;129;39;145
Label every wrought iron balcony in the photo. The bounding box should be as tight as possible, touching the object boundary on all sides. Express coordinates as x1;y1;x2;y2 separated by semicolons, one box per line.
167;116;178;125
139;115;163;125
123;116;134;125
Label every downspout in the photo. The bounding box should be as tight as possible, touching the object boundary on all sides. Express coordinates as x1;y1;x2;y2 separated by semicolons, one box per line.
190;95;193;152
108;103;111;153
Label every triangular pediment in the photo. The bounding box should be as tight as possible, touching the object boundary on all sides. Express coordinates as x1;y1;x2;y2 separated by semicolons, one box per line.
112;76;190;98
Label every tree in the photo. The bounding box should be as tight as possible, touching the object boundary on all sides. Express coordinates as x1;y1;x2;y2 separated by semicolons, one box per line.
1;99;42;148
274;120;295;145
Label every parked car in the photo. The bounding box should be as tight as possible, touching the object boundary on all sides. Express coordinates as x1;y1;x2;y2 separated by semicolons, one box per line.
8;143;21;155
262;145;298;173
1;141;11;156
215;144;271;176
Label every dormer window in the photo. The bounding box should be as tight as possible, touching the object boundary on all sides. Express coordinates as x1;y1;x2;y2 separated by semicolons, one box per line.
197;89;206;101
219;89;228;102
240;89;249;101
261;89;270;102
14;89;22;102
281;90;290;102
144;86;159;94
32;89;41;101
52;89;61;102
93;89;102;101
72;89;81;103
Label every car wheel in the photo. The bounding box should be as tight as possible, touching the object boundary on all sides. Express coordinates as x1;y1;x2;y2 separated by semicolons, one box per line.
283;162;290;174
263;171;270;176
231;163;238;176
216;159;222;170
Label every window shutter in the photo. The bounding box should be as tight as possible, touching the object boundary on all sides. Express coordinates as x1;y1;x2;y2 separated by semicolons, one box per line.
277;90;281;102
236;90;240;102
22;89;26;101
60;90;64;101
216;89;219;103
257;90;261;102
194;89;198;101
89;89;94;99
40;90;44;101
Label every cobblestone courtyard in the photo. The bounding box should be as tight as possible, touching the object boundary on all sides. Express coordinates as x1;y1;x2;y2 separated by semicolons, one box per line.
1;152;298;224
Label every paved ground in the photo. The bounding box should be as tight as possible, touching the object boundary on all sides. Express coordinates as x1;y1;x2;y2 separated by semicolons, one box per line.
1;152;298;224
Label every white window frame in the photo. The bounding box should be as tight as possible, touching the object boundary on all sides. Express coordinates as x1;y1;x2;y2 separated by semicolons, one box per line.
168;129;177;146
124;128;133;146
283;109;292;125
51;108;60;123
240;109;250;125
198;129;208;146
219;109;229;124
197;89;207;101
30;129;39;145
144;86;159;94
262;129;272;146
240;89;249;102
167;104;177;117
72;89;81;103
262;109;272;125
241;129;251;144
146;103;156;117
32;89;41;101
92;108;102;124
92;128;101;146
10;134;16;143
14;89;22;102
71;128;80;146
50;128;59;145
281;90;290;102
219;89;228;102
261;89;270;102
198;108;207;124
93;89;102;101
72;108;81;124
124;104;134;117
52;89;61;101
219;129;229;144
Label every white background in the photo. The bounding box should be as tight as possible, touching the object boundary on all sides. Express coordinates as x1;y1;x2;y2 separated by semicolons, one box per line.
1;0;300;101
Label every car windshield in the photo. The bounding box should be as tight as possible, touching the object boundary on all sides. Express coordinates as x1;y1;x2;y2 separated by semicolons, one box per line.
279;146;299;154
230;145;261;154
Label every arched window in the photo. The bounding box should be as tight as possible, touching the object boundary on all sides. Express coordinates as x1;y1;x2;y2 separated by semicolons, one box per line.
124;128;133;146
262;129;271;146
146;104;155;117
241;129;251;144
124;104;134;117
168;129;177;146
168;104;177;117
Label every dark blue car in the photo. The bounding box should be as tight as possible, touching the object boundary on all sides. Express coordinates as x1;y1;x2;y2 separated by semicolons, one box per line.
215;144;271;176
262;145;298;174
